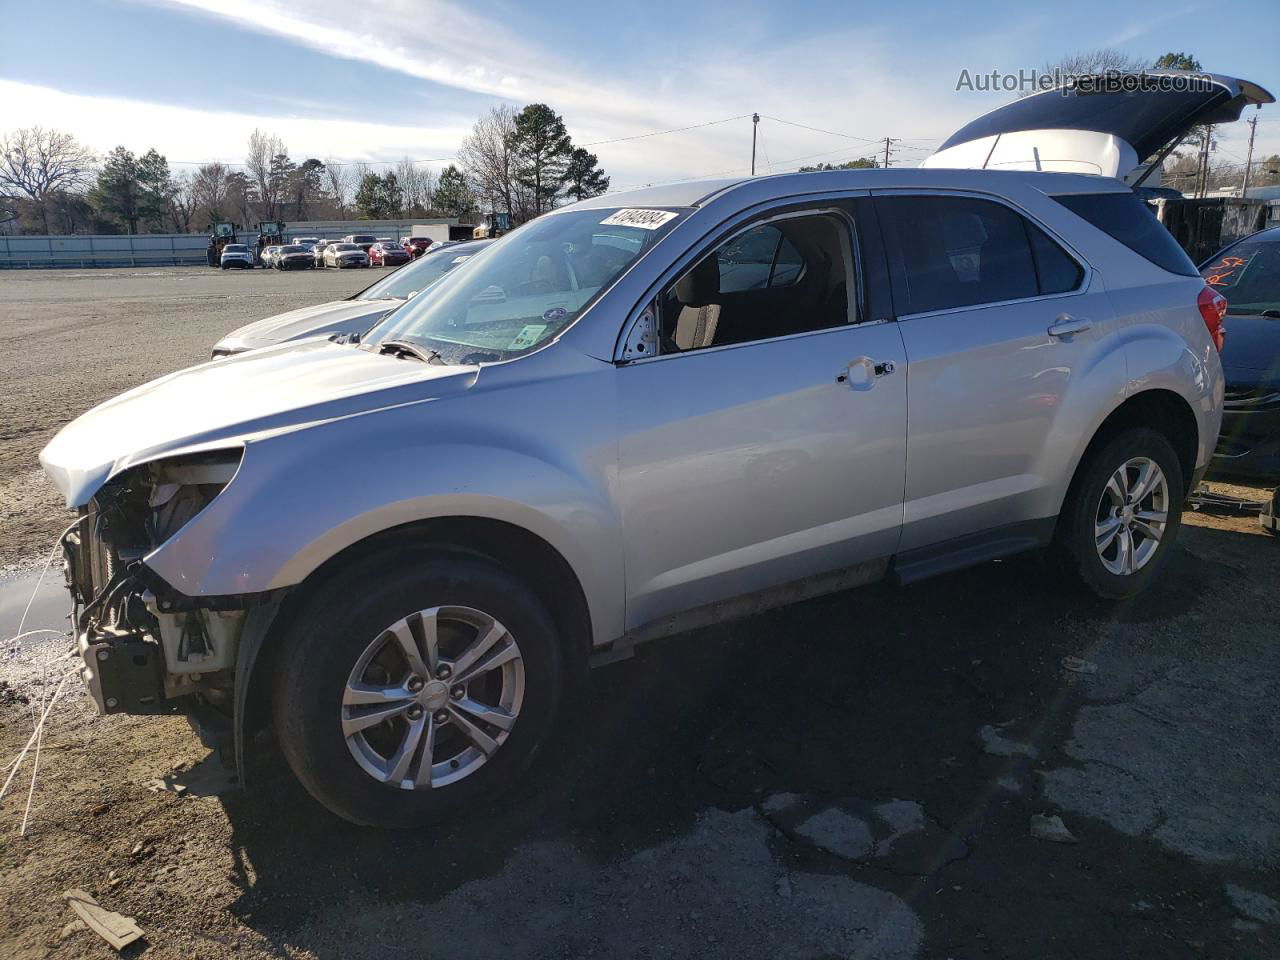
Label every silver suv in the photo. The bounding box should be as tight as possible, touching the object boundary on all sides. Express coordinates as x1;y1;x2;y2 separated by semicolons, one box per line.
39;75;1268;826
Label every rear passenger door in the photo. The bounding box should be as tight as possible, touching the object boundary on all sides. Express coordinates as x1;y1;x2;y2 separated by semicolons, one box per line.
874;192;1114;553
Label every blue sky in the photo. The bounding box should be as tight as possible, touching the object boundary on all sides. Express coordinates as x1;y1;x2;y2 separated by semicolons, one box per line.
2;0;1277;188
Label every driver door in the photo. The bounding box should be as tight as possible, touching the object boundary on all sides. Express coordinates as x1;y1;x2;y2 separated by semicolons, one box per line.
615;202;907;630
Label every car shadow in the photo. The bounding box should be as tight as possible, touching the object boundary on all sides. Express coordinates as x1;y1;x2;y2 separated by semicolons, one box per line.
212;522;1268;955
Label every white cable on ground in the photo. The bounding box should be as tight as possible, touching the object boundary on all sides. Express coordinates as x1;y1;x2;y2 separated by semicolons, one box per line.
19;721;44;836
0;672;71;807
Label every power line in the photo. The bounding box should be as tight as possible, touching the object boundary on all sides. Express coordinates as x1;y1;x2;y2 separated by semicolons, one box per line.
581;114;752;148
760;115;882;143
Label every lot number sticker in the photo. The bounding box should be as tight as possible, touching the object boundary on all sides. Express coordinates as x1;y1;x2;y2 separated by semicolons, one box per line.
600;209;678;230
509;324;548;350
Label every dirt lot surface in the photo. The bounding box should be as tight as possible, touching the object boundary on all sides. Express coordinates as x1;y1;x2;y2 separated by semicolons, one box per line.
0;267;1277;959
0;266;373;568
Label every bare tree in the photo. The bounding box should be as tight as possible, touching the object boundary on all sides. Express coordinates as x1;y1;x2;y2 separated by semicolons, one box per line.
0;127;95;233
1018;49;1149;97
324;159;352;217
395;158;434;216
458;105;529;221
246;128;287;220
191;162;232;225
166;170;198;232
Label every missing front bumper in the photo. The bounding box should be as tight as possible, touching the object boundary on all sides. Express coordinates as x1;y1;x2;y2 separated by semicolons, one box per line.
77;627;174;715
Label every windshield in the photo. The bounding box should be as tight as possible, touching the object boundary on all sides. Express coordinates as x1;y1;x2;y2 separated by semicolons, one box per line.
1201;239;1280;314
334;244;359;251
365;207;685;363
281;245;307;254
356;242;491;302
224;245;246;252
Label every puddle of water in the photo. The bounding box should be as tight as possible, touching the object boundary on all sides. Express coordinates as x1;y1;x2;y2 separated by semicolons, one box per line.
0;569;72;643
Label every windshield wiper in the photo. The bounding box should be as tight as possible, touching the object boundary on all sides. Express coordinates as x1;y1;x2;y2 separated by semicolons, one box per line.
379;339;445;364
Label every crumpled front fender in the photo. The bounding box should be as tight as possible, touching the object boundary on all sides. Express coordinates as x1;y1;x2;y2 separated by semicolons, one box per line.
144;363;625;647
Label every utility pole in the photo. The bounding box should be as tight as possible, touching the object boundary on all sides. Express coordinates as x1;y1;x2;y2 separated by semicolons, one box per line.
882;137;896;167
1241;113;1258;197
751;113;760;176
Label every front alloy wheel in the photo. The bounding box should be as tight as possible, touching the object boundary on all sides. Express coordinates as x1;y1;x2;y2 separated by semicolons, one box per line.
273;549;564;827
342;606;524;790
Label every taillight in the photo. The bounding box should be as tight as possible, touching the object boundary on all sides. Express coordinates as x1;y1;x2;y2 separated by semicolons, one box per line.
1197;285;1227;351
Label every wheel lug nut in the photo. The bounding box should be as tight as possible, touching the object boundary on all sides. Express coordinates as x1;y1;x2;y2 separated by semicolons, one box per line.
451;685;465;700
436;665;452;680
433;710;449;724
407;705;424;720
407;676;425;692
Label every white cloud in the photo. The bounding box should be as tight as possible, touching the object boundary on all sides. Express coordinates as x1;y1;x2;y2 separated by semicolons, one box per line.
0;79;471;167
11;0;1275;189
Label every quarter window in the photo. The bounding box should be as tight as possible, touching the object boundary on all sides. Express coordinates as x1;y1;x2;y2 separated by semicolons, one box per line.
880;195;1041;315
1027;222;1084;294
658;212;857;353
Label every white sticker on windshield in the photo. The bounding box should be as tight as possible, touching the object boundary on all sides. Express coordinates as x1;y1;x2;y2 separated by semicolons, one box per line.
600;209;677;230
509;324;547;350
451;256;472;264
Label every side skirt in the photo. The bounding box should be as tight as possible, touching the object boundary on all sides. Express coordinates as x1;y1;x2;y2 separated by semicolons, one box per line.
889;517;1057;586
595;557;891;666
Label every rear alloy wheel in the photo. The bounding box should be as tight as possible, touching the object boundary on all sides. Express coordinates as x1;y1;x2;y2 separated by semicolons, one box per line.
1093;457;1169;576
274;550;563;827
1056;427;1184;599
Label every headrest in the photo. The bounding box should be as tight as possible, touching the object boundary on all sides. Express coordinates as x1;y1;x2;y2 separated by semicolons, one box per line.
675;255;720;306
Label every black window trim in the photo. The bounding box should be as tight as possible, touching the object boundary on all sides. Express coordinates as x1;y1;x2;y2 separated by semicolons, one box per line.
614;194;870;366
870;188;1092;322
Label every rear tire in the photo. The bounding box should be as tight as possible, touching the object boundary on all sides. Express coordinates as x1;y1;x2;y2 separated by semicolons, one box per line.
273;549;564;827
1054;427;1184;600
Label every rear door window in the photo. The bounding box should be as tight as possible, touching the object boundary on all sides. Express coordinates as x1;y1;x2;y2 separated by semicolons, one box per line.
878;195;1039;314
1052;192;1197;277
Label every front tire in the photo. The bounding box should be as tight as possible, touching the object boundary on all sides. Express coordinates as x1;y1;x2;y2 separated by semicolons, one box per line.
273;549;564;827
1055;427;1184;600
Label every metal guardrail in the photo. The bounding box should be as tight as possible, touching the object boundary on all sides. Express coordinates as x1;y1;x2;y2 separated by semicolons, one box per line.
0;220;460;269
0;234;209;269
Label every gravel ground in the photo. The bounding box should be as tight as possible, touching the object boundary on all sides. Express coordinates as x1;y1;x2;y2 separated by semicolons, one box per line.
0;266;373;567
0;267;1277;959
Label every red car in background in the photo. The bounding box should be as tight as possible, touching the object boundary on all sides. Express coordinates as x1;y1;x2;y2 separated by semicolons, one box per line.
369;241;412;267
400;236;434;258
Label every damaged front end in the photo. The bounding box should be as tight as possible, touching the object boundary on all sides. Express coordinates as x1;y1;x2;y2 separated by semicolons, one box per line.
63;450;264;725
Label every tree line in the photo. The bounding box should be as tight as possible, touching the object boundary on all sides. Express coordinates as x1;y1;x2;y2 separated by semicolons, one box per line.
0;102;609;235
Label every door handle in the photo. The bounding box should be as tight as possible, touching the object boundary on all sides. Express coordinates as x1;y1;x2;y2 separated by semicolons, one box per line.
837;358;895;389
1048;315;1092;338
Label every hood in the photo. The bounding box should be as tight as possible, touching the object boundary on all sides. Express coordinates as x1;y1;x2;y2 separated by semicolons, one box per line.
924;73;1274;180
40;339;477;507
213;298;398;353
1220;311;1280;380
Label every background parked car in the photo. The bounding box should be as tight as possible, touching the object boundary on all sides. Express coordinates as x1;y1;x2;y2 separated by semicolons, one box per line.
324;242;370;269
1200;226;1280;483
369;242;412;267
400;236;434;258
275;244;317;270
210;239;492;355
259;245;282;268
293;236;320;249
219;243;253;269
312;239;336;266
343;234;378;253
